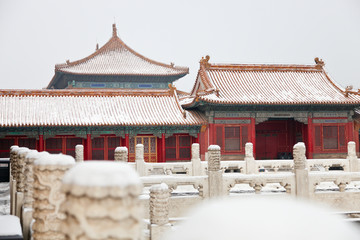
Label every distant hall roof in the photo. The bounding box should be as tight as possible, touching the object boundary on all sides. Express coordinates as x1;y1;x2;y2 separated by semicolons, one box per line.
182;56;360;107
0;89;206;127
47;24;188;88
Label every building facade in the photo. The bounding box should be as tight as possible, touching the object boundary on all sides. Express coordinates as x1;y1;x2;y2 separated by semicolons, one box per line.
1;26;359;161
181;56;360;160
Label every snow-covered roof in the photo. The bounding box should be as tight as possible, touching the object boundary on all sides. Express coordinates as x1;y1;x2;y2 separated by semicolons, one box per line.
0;89;206;127
50;24;188;81
184;56;360;107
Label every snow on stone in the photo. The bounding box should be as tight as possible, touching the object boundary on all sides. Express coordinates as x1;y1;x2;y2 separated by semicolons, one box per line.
163;197;360;240
150;183;169;192
0;91;207;127
115;147;127;153
0;215;22;236
34;153;75;166
62;161;141;187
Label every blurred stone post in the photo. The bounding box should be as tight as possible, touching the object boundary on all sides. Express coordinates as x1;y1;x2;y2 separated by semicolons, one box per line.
61;161;143;240
75;144;84;162
136;144;146;176
207;145;223;198
150;183;171;240
114;147;128;162
15;148;30;218
293;142;309;198
32;154;75;240
191;143;201;176
245;142;256;174
347;141;358;172
9;145;19;215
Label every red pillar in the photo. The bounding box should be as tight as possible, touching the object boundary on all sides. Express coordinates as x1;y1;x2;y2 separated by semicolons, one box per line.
161;133;166;163
307;117;313;159
251;118;256;158
209;123;215;145
86;134;92;160
194;133;200;143
38;134;44;152
125;134;129;150
347;121;355;142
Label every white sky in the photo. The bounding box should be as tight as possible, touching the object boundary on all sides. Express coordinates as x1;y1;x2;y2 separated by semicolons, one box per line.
0;0;359;92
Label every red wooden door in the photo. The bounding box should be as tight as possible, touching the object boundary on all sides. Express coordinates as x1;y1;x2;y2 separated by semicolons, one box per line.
256;133;278;159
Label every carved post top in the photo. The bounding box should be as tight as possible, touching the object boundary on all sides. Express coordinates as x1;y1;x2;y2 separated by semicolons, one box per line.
34;153;75;166
348;141;356;157
150;183;169;194
293;142;306;170
75;144;84;150
135;144;144;162
115;146;128;153
25;151;49;163
192;143;200;159
10;145;19;152
62;161;142;198
208;145;221;171
18;147;30;158
245;143;253;158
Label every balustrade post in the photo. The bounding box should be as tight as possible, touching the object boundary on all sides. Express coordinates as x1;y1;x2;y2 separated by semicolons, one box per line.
245;142;256;174
191;143;201;176
150;183;171;240
15;148;30;218
32;154;75;240
75;144;84;162
61;161;143;240
115;146;128;162
9;145;19;215
136;144;146;176
347;142;358;172
207;145;223;197
293;142;309;198
23;151;49;240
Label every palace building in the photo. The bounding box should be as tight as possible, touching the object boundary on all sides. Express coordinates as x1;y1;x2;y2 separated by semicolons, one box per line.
0;25;206;161
0;25;359;161
181;56;360;160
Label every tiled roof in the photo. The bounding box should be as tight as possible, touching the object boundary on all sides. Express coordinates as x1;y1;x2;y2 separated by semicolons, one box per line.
0;89;206;127
53;24;188;77
184;56;360;106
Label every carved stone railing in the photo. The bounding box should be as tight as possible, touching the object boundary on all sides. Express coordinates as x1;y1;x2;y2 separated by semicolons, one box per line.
309;172;360;193
223;173;294;195
141;176;208;198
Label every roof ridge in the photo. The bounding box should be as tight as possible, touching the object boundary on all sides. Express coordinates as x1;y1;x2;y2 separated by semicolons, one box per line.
55;25;189;73
0;89;173;97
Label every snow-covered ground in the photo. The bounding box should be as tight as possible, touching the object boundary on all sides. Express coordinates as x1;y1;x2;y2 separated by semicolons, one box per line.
0;182;10;215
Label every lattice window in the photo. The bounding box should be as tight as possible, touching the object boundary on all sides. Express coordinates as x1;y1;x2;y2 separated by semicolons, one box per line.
225;126;241;151
165;135;192;161
92;137;104;160
45;138;62;154
129;136;157;162
66;137;83;158
0;139;15;158
215;124;250;153
165;136;176;160
323;126;338;149
313;124;347;151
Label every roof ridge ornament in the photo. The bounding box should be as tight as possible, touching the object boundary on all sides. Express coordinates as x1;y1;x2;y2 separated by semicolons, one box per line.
96;43;99;51
200;55;211;68
314;57;325;68
112;23;117;37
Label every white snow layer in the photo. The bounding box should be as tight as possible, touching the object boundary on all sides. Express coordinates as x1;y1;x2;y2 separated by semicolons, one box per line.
0;215;22;236
62;161;141;187
163;197;360;240
34;153;75;166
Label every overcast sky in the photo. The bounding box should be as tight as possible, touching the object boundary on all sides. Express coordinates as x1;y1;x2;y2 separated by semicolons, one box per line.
0;0;359;92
